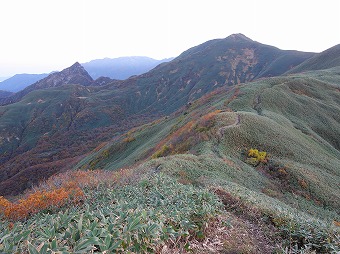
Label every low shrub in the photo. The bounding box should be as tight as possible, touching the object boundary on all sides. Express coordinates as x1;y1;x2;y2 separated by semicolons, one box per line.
279;221;340;253
245;148;268;166
151;110;221;158
0;174;223;253
0;185;84;221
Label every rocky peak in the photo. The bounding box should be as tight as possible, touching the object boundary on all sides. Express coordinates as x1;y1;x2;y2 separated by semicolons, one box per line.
65;62;90;76
31;62;94;90
226;33;253;42
0;62;94;105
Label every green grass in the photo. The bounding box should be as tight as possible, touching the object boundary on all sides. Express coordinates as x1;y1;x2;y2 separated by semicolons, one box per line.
83;67;340;252
75;116;179;171
0;174;222;253
2;67;340;253
287;45;340;73
77;67;340;215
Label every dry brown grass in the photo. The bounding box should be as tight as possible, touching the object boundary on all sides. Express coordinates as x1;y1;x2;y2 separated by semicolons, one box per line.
159;213;279;254
158;187;280;254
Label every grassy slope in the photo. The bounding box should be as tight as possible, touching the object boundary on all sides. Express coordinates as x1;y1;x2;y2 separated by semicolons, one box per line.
0;82;164;196
0;35;316;197
0;90;13;98
287;44;340;74
79;67;340;218
1;68;340;253
0;73;49;93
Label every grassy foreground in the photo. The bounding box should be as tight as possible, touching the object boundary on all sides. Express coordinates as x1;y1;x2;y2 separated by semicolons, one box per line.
0;166;339;253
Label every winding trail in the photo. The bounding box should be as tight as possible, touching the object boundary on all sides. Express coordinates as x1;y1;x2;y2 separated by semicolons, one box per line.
217;113;241;138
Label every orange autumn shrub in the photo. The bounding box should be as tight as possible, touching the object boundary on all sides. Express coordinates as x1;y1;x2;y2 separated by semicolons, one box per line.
0;168;136;221
196;110;221;131
0;196;11;215
43;169;124;190
0;185;84;221
151;110;222;157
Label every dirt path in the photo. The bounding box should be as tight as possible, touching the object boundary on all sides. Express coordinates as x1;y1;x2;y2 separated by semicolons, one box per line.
212;189;279;254
161;185;280;254
217;114;241;138
253;94;263;115
161;213;278;254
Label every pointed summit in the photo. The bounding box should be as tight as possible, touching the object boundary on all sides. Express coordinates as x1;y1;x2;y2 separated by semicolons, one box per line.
226;33;253;42
57;62;93;86
70;61;82;67
0;62;94;105
28;62;93;90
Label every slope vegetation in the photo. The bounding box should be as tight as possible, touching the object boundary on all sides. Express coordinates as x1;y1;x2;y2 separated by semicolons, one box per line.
79;66;340;251
1;67;339;253
0;83;158;196
0;90;13;98
287;44;340;74
83;56;173;80
0;73;49;92
0;35;316;196
79;67;340;213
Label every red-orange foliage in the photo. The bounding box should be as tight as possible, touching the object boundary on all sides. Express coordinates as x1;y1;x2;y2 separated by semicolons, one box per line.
0;169;131;221
93;142;109;152
0;185;83;221
0;196;11;214
197;110;222;128
42;169;131;190
152;120;196;155
298;179;308;189
224;85;240;107
192;87;225;108
151;110;222;157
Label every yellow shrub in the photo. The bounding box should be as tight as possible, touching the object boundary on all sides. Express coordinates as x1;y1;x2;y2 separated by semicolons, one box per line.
258;151;267;162
246;148;267;166
248;148;259;157
151;145;170;159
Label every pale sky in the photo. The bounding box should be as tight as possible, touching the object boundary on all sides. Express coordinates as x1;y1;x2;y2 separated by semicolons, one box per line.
0;0;339;77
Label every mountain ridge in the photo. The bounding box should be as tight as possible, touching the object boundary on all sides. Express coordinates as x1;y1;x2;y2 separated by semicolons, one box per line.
0;73;49;92
0;34;339;253
0;90;13;98
0;34;337;197
0;56;174;94
286;44;340;74
0;62;94;105
82;56;174;80
111;33;315;115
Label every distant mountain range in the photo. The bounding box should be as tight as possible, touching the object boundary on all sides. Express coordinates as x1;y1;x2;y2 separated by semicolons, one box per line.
0;73;49;92
0;63;123;105
0;77;10;82
0;34;315;109
82;56;174;80
0;33;320;194
0;56;173;93
0;90;13;98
